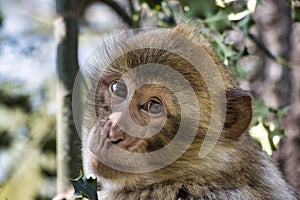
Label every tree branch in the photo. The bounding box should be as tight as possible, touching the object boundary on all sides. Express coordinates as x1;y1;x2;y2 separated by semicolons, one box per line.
100;0;133;27
248;32;299;68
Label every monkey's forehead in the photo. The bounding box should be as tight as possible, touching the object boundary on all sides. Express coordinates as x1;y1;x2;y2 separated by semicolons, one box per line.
88;28;207;68
83;27;236;91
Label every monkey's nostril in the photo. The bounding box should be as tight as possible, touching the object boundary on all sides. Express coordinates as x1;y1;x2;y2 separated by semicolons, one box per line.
108;126;125;143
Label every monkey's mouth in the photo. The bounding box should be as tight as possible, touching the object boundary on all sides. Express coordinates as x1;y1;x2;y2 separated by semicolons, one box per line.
111;138;123;145
87;132;137;169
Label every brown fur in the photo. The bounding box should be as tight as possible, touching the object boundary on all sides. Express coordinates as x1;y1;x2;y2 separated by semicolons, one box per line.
82;24;297;200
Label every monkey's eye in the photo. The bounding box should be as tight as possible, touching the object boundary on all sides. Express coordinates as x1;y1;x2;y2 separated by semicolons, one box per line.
142;99;163;115
110;80;127;98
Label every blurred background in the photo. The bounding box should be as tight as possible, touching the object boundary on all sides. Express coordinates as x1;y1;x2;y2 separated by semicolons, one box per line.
0;0;299;199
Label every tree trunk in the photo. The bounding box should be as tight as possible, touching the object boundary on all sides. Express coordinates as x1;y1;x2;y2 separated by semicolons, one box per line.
55;0;83;197
279;23;300;197
251;0;291;108
251;0;300;196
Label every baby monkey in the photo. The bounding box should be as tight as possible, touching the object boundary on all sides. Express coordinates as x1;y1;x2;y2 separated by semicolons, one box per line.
81;24;297;200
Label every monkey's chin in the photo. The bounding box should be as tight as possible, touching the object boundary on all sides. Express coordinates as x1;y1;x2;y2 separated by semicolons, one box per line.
88;152;128;180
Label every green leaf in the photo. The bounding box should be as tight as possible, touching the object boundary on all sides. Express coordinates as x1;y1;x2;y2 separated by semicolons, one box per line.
203;9;231;31
140;0;163;10
211;33;238;59
180;0;218;18
70;171;98;200
253;99;269;121
277;105;291;119
237;14;254;35
292;3;300;22
250;122;272;155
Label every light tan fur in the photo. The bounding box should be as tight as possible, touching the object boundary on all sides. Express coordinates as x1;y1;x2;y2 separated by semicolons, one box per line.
82;24;297;200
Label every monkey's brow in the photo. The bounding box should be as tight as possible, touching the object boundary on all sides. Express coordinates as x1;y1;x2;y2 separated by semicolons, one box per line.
102;68;124;79
106;66;122;74
100;68;122;82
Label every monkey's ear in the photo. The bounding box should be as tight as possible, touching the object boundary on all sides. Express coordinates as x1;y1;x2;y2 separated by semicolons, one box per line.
223;89;252;139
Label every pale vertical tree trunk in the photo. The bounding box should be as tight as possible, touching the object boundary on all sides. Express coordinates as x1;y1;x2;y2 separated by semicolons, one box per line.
55;0;83;197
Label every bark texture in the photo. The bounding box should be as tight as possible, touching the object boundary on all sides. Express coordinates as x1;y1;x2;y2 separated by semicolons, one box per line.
251;0;300;196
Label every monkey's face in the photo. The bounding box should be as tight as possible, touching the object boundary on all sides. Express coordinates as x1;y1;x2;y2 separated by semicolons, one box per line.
84;45;208;183
86;60;192;181
93;69;179;152
81;28;252;186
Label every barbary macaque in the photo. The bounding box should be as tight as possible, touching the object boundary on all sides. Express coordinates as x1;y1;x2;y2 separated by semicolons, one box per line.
80;24;297;199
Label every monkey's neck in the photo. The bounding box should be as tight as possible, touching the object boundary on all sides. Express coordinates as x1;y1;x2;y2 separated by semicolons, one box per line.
97;180;183;200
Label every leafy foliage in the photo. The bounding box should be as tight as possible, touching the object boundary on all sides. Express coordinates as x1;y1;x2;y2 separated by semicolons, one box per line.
292;0;300;22
139;0;290;154
251;100;289;154
139;0;163;11
0;130;13;149
0;88;32;113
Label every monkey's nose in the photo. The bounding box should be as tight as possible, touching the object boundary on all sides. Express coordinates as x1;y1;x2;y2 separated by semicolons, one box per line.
106;112;125;143
108;125;125;144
